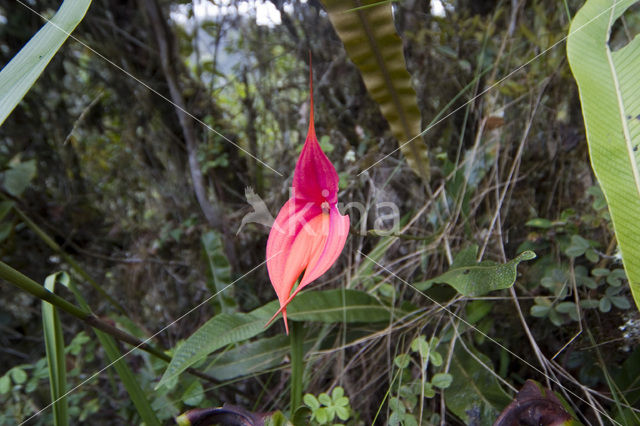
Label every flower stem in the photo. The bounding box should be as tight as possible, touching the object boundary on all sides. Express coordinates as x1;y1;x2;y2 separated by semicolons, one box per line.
289;321;304;412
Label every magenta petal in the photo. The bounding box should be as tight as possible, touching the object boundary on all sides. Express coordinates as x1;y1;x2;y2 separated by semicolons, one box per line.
292;134;339;205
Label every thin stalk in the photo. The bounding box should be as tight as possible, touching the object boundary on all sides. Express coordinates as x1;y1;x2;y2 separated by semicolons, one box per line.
289;321;304;412
6;200;126;314
0;261;218;384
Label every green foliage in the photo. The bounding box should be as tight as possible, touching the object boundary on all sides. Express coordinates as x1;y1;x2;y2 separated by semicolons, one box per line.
0;333;100;425
3;0;640;424
446;344;511;425
303;386;352;425
320;0;429;178
0;0;92;126
418;245;536;296
158;289;393;388
201;230;236;313
526;201;632;326
42;272;70;426
63;273;161;425
387;335;448;425
567;0;640;311
0;156;37;197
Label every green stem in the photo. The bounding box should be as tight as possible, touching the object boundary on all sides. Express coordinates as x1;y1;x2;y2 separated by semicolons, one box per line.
289;321;304;412
5;200;126;314
0;261;218;385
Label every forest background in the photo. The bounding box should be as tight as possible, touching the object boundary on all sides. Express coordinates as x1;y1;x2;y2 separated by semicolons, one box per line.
1;0;639;424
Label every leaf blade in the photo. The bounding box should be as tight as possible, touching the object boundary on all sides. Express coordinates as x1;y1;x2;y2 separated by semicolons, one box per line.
320;0;429;177
158;289;391;387
424;249;536;297
42;272;69;426
0;0;92;126
566;0;640;311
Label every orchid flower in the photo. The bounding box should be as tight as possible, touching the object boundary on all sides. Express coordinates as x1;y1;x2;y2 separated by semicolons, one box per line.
265;65;350;334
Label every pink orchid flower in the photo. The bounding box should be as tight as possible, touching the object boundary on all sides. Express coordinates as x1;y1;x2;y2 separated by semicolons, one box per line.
265;66;350;334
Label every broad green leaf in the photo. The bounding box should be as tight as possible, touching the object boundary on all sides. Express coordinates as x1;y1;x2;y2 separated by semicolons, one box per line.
158;289;391;387
287;289;391;323
567;0;640;310
0;0;92;126
320;0;429;178
206;335;290;380
446;344;511;425
42;272;69;426
422;246;536;297
614;345;640;411
65;277;161;425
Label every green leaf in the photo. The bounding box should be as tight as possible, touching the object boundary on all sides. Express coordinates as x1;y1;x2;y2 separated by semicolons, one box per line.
65;277;161;425
318;392;332;406
287;289;392;323
394;354;411;369
580;299;600;309
201;231;235;312
410;335;428;355
0;375;10;394
422;382;436;398
181;380;204;406
2;158;37;197
530;304;550;317
42;272;69;426
599;297;612;313
431;372;453;389
159;289;391;387
315;407;329;424
591;268;610;277
429;351;443;367
9;367;27;385
564;235;590;258
304;394;320;410
424;246;536;296
331;386;344;400
567;0;640;311
319;0;429;178
466;300;493;324
446;344;511;425
335;405;350;421
0;0;92;126
607;268;627;287
610;295;631;310
206;334;309;380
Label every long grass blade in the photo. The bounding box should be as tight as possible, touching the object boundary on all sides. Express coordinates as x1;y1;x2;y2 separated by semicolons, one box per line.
42;272;70;426
0;0;92;126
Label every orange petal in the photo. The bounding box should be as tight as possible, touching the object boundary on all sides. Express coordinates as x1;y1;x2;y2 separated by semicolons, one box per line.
266;199;328;333
266;205;349;331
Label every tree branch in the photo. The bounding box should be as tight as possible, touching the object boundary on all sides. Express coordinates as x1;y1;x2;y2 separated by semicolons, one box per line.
144;0;223;230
